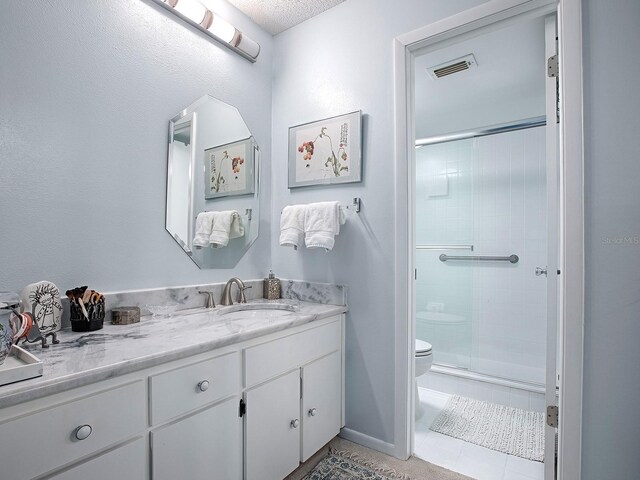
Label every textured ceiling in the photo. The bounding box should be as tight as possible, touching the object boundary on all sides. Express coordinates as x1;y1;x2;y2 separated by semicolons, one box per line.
225;0;346;35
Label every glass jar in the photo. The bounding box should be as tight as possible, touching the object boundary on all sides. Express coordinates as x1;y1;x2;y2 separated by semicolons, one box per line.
0;292;19;365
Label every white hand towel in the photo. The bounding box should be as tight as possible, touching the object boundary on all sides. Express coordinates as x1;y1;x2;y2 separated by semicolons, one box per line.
280;205;306;249
209;210;244;247
304;201;346;250
193;212;216;248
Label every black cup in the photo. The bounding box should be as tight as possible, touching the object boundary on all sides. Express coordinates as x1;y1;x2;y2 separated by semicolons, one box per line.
70;300;105;332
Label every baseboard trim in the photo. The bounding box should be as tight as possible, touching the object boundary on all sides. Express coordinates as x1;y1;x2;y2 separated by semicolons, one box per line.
338;428;397;457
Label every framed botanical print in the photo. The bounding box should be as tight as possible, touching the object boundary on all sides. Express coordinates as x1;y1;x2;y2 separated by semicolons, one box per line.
204;137;255;199
288;111;362;188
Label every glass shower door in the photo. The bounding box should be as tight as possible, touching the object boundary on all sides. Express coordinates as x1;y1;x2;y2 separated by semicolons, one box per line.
415;138;474;370
415;126;548;387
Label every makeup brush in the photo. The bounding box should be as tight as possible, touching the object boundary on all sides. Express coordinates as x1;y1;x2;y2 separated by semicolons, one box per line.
81;287;91;305
70;286;89;320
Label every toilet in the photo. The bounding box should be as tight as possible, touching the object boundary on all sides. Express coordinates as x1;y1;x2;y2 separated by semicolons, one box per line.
415;339;433;419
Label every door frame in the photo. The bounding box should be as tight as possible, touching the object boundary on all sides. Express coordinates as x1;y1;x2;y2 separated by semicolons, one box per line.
392;1;584;478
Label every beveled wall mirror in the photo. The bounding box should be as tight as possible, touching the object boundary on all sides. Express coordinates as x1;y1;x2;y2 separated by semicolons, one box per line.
165;95;260;268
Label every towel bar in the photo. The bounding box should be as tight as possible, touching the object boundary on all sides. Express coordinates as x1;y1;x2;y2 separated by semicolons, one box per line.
439;254;519;264
280;198;361;214
195;208;252;221
417;244;474;251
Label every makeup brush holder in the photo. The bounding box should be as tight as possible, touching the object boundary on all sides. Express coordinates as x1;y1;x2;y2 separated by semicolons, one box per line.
70;300;105;332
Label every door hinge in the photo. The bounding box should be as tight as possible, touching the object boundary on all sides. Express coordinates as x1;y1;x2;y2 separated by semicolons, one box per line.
239;398;246;417
414;268;418;280
300;375;303;399
547;55;558;78
548;54;560;123
547;405;559;428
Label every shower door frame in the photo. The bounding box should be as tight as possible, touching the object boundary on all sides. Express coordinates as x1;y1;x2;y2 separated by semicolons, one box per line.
392;1;585;479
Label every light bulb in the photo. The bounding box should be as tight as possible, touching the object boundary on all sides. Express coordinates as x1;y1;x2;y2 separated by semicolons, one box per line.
236;33;260;59
173;0;207;25
208;14;237;43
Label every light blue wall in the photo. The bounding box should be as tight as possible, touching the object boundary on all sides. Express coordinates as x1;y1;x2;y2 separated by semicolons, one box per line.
271;0;487;446
581;0;640;477
0;0;273;293
3;0;638;470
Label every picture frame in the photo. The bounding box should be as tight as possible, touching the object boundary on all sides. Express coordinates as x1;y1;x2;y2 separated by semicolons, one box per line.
288;110;362;188
204;137;255;199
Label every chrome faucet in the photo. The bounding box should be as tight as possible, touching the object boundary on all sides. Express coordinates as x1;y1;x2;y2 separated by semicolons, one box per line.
198;291;215;309
220;278;251;306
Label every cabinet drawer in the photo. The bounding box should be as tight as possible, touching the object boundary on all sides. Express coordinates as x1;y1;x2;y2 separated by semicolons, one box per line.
47;437;147;480
0;381;146;480
149;351;240;425
244;319;341;388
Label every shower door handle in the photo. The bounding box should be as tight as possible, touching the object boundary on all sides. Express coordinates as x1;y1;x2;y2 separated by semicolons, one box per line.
535;266;548;276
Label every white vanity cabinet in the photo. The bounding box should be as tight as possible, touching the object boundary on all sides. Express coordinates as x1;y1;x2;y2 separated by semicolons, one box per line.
243;318;344;480
0;313;344;480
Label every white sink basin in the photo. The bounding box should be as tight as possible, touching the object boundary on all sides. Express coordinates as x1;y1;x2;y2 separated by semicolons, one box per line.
217;309;295;321
217;302;297;320
176;302;298;320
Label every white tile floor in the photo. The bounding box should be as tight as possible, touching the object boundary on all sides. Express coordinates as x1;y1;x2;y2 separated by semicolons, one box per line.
414;388;545;480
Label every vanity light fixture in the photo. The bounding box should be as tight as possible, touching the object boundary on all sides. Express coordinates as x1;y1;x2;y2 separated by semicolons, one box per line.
152;0;260;62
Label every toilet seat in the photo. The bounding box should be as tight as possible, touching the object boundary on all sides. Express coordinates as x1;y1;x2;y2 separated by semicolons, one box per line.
415;339;432;357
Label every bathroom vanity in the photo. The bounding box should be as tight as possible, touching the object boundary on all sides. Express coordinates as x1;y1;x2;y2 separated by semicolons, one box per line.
0;300;346;480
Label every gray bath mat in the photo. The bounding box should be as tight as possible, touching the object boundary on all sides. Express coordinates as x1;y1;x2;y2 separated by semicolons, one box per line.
430;395;545;462
302;453;400;480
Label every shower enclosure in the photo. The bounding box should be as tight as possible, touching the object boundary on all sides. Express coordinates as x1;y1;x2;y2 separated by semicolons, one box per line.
415;120;547;387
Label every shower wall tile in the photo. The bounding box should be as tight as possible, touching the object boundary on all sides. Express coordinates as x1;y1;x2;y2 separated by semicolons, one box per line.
490;384;512;406
509;388;531;410
529;393;546;413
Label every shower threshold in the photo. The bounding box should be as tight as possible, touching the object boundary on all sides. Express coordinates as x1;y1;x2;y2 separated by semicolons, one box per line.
431;363;545;394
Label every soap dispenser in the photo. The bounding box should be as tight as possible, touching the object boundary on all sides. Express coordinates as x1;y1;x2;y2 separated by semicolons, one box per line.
263;270;281;300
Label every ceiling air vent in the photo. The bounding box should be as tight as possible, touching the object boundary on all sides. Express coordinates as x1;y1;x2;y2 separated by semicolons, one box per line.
427;54;477;80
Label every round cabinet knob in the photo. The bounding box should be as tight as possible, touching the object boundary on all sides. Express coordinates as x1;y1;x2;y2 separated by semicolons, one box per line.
290;419;300;429
74;425;92;441
308;408;317;417
197;380;210;392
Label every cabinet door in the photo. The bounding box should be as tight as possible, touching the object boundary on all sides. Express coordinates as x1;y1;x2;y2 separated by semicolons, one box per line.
151;396;242;480
301;351;342;461
245;370;301;480
47;438;147;480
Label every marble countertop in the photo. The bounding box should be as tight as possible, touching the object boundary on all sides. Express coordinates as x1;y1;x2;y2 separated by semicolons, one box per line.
0;299;347;408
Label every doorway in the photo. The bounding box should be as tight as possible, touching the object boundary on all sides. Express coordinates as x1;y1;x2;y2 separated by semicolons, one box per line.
392;1;585;479
412;14;556;479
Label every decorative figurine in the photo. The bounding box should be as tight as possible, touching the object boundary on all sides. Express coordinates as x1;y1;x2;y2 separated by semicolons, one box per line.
20;281;63;335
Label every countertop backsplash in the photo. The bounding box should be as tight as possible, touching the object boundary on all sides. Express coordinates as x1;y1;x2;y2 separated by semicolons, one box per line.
280;280;348;307
56;279;347;329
